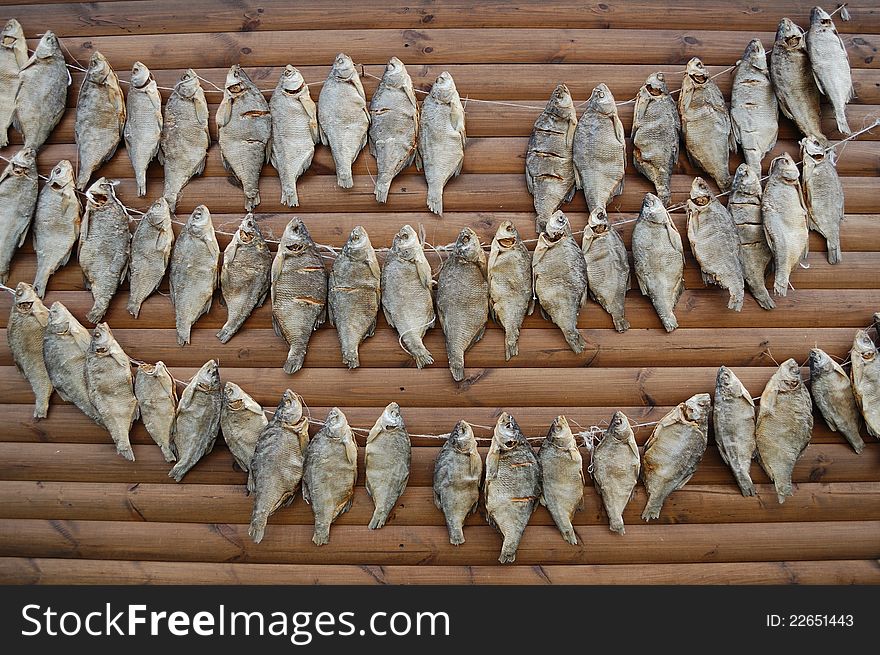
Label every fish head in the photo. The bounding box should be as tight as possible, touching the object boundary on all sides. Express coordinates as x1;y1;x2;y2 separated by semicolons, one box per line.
688;177;713;207
776;18;806;50
280;217;315;254
546;415;576;449
807;348;835;377
274;389;305;426
48;160;75;189
194;360;221;393
278;64;307;94
138;360;165;378
685;58;709;85
587;208;610;236
449;420;477;453
130;61;152;88
852;330;877;361
46;302;74;335
381;56;409;87
392;224;420;256
493;412;523;450
12;282;40;315
716;366;745;401
800;135;828;163
588;83;617;115
543;210;571;242
776;358;804;391
1;19;23;49
742;38;768;71
145;197;170;228
330;53;357;81
85;177;117;207
324;407;352;440
639;193;669;224
811;6;835;30
224;64;250;96
223;381;249;411
605;411;633;443
8;147;36;176
175;69;202;99
34;31;60;59
682;393;712;423
378;401;405;431
492;220;520;250
86;51;112;84
342;225;373;258
771;153;800;183
453;227;483;262
430;71;458;103
186;205;213;237
89;322;115;357
643;72;668;97
732;164;761;198
546;83;574;116
236;213;263;245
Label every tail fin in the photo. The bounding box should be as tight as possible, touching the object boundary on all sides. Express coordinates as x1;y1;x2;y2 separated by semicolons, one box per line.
752;287;776;310
612;316;630;332
565;329;586;354
826;240;842;265
374;178;391;203
835;107;851;135
609;517;625;535
427;187;443;216
86;299;110;325
661;314;678;332
280;185;299;208
248;514;267;543
283;348;306;375
336;165;353;189
245;189;261;212
136;172;147;198
735;473;756;497
216;324;236;344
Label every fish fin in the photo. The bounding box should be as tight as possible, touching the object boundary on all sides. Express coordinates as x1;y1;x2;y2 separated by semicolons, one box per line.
301;479;311;505
485;450;499;481
381;305;395;330
524;168;534;194
415;251;432;290
812;72;826;96
318;121;328;146
344;437;357;466
414;147;423;171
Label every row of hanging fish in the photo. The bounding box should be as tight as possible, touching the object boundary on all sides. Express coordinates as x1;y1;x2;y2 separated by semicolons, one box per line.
526;8;853;232
0;21;465;215
7;283;879;559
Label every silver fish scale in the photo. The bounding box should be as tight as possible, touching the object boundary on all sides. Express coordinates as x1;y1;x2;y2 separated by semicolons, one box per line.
7;292;52;419
218;85;270;210
32;176;80;298
75;68;125;190
485;442;541;563
437;255;487;381
632;92;679;205
583;229;630;332
680;83;732;190
79;202;130;324
15;46;68;150
0;164;38;285
125;81;162;196
687;201;745;311
329;252;380;368
803;155;844;264
161;89;210;210
270;88;317;207
369;77;418;202
533;236;587;352
574;113;625;212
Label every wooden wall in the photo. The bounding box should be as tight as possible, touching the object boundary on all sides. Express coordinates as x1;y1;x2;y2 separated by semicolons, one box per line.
0;0;878;584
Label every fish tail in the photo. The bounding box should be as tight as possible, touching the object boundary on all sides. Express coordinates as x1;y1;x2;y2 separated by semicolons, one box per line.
612;315;630;333
657;185;671;206
127;298;142;319
336;165;354;189
116;441;135;462
845;433;865;455
135;171;147;198
34;397;49;420
374;177;391;203
159;445;177;463
176;321;192;347
608;517;626;535
774;480;792;504
447;524;465;546
835;107;851;135
641;496;662;521
312;525;331;546
498;535;521;564
535;215;548;234
558;523;578;545
727;289;744;312
827;240;842;265
752;287;776;310
735;473;756;497
426;187;443;216
280;185;300;208
504;332;520;361
565;329;586;354
86;299;109;325
216;323;236;344
660;314;678;333
368;509;389;530
168;459;190;482
341;349;360;369
32;270;49;299
403;336;433;368
448;352;465;382
248;513;267;543
772;274;789;297
245;188;260;212
283;348;306;375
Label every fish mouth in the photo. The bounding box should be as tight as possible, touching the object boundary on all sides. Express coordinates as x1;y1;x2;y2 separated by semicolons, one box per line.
497;237;516;248
1;36;16;47
95;346;109;356
284;82;305;94
15;301;33;313
91;192;109;205
228;398;244;410
785;36;801;48
593;223;609;234
197;383;212;392
286;242;306;253
139;363;156;374
690;73;708;84
647;85;663;96
783;379;799;390
227;83;245;94
239;230;255;244
503;439;517;449
693;196;710;206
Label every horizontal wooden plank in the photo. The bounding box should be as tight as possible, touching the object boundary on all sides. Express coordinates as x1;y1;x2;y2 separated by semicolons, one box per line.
2;481;877;526
0;442;875;486
3;557;877;585
0;364;828;406
1;327;863;369
7;1;879;36
1;518;877;565
3;290;878;333
0;404;860;447
13;101;877;144
10;137;879;180
31;29;880;70
8;252;878;298
57;65;880;105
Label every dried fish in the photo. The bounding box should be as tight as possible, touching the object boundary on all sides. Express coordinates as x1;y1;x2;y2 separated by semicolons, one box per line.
731;39;778;173
169;359;222;482
801;135;844;264
74;52;125;191
762;153;809;296
269;65;319;207
632;72;680;205
713;366;757;496
217;214;272;343
537;415;584;545
808;347;864;454
134;361;177;462
771;18;825;141
14;31;69;150
124;61;163;197
417;72;466;216
169;205;219;346
488;220;533;360
0;19;27;147
127;197;172;318
729;164;774;310
807;6;853;135
365;402;411;529
592;411;640;534
0;147;38;285
32;160;80;298
7;282;52;419
582;208;630;332
317;53;369;189
433;420;482;545
573;83;626;213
